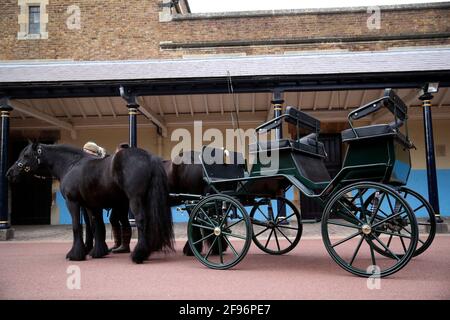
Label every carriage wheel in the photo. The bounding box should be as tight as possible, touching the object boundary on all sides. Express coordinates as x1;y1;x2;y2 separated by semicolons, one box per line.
250;197;302;255
365;187;436;258
321;182;418;278
187;194;252;270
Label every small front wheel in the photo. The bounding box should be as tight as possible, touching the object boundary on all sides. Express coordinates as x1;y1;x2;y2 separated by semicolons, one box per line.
187;194;252;270
250;197;302;255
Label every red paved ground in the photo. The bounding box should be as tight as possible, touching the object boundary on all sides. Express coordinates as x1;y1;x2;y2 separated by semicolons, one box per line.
0;237;449;300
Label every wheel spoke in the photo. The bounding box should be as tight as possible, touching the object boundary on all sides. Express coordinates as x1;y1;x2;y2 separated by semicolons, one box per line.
371;234;400;261
413;204;425;212
398;231;407;253
204;237;218;260
191;223;215;231
254;226;270;237
227;218;244;229
273;229;281;251
371;211;406;229
277;212;296;223
196;216;215;228
256;206;270;221
218;235;223;264
386;194;396;215
327;220;360;229
199;208;216;227
331;230;363;248
276;225;299;231
264;229;274;248
349;235;364;266
275;226;293;244
386;234;393;248
223;235;239;257
367;237;377;267
335;200;364;225
369;192;386;224
373;229;412;239
219;203;233;228
222;231;248;240
193;232;215;245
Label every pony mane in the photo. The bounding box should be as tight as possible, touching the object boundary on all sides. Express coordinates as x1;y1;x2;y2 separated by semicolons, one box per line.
45;143;85;157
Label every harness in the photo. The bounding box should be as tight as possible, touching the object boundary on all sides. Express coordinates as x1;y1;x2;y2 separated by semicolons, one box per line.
16;146;52;180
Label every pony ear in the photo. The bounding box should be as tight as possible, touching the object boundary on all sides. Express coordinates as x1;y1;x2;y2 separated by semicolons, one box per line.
31;140;39;151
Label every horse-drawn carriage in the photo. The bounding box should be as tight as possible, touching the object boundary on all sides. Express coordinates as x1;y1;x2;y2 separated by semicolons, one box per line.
181;88;436;277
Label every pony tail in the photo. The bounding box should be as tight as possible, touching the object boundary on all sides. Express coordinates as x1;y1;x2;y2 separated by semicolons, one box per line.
145;156;174;253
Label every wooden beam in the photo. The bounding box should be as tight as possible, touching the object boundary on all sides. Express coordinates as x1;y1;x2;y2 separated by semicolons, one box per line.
187;95;194;116
58;98;72;119
219;94;224;115
343;91;350;110
91;98;103;118
437;87;450;107
11;100;77;139
74;98;87;118
203;95;209;115
138;97;168;137
251;93;255;113
328;91;335;110
172;96;179;117
105;97;117;118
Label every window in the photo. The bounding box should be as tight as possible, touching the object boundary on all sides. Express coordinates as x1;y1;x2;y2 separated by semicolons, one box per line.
17;0;48;40
28;6;40;34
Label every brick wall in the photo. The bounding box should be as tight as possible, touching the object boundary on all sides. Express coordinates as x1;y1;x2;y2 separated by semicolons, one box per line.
0;0;449;61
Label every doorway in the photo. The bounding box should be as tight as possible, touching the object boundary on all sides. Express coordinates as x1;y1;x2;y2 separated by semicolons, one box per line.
9;140;53;225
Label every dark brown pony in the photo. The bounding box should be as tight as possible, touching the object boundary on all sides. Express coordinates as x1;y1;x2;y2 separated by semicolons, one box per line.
7;143;174;264
163;151;227;256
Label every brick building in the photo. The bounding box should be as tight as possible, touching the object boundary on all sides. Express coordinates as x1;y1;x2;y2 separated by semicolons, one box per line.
0;0;449;225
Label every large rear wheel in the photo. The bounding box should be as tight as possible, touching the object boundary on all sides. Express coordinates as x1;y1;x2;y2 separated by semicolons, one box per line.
365;186;436;258
322;182;418;278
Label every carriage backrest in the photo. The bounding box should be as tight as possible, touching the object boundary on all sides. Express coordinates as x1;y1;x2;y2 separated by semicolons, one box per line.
285;106;321;133
349;88;407;122
200;146;245;182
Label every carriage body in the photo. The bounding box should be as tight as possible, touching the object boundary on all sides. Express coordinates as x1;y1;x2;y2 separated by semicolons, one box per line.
341;133;411;186
186;89;431;277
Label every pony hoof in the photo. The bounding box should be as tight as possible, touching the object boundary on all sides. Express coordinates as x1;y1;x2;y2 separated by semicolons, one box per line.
89;243;109;258
183;243;195;256
131;250;147;264
66;247;86;261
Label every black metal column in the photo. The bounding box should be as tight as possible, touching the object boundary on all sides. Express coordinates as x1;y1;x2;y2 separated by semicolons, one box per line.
421;98;443;222
0;99;12;230
272;90;286;218
119;86;139;148
128;106;138;148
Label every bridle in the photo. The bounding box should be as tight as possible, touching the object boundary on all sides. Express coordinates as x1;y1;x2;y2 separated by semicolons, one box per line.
16;146;51;179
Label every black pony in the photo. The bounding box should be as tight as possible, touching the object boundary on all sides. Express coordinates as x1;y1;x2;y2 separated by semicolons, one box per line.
7;143;174;264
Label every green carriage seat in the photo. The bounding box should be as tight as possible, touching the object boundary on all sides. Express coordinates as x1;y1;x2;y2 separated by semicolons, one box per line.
340;88;413;185
249;107;326;158
249;107;331;189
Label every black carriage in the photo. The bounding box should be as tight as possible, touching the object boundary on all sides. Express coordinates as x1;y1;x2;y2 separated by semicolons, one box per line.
181;89;436;277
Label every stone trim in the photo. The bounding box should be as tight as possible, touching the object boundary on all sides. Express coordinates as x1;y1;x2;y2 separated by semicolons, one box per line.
160;33;450;50
17;0;49;40
170;2;450;21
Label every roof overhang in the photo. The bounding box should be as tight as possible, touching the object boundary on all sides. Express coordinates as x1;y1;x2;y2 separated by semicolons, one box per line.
1;49;450;99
